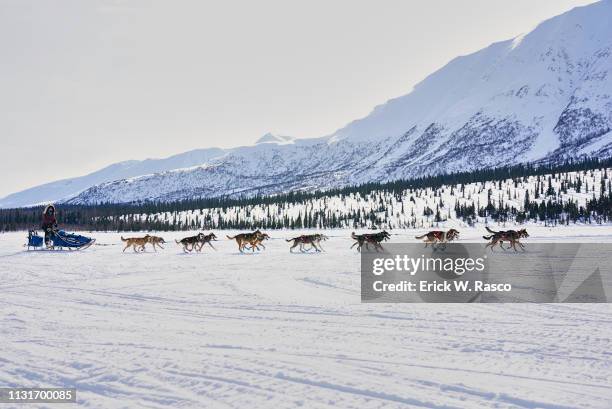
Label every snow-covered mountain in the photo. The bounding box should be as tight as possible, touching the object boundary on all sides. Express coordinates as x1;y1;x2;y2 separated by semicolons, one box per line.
4;0;612;207
255;133;295;145
0;148;225;208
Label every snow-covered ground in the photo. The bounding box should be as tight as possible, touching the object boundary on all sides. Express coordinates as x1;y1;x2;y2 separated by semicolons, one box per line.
1;226;612;408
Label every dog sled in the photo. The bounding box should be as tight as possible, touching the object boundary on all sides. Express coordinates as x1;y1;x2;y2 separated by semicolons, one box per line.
26;230;95;251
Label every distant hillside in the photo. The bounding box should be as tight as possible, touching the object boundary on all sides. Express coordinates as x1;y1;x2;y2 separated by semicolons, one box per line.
0;148;225;208
1;158;610;231
3;1;612;207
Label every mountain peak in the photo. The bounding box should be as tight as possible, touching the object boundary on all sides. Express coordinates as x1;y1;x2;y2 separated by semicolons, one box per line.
3;0;611;207
255;133;295;145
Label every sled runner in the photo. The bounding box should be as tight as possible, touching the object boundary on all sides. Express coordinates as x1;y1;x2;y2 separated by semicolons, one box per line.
27;230;95;251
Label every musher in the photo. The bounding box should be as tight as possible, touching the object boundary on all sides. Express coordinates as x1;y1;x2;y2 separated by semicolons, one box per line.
41;204;58;247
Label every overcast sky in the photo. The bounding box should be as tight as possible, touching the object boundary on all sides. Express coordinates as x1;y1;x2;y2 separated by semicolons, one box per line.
0;0;597;197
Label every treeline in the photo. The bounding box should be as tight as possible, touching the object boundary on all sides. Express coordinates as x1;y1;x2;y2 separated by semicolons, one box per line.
456;171;612;226
1;156;611;232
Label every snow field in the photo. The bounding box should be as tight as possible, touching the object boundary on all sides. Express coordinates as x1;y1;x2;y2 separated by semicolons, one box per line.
1;225;611;408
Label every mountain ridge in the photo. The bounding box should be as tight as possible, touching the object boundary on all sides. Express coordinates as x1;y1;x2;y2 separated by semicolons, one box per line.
3;0;612;207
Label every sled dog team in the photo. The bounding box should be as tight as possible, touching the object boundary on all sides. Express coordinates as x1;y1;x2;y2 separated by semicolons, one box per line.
120;227;529;253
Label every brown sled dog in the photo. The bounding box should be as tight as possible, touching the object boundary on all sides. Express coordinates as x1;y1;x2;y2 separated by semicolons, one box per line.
176;233;205;253
227;230;269;253
121;235;150;252
145;235;166;251
415;229;459;248
350;231;391;252
245;231;270;251
483;227;529;251
286;234;328;253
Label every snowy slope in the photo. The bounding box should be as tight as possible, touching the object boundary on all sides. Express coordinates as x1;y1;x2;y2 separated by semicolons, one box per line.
120;168;610;230
5;1;612;206
0;147;226;208
255;133;295;145
1;227;612;408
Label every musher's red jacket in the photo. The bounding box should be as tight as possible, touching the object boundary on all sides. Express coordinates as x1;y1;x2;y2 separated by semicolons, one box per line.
41;212;57;230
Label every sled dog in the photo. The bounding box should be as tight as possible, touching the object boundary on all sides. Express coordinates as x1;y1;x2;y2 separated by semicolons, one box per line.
350;231;391;252
245;232;270;251
483;227;528;251
195;232;218;252
121;235;150;252
286;234;328;253
145;235;166;251
227;230;269;253
415;229;459;248
176;233;205;252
